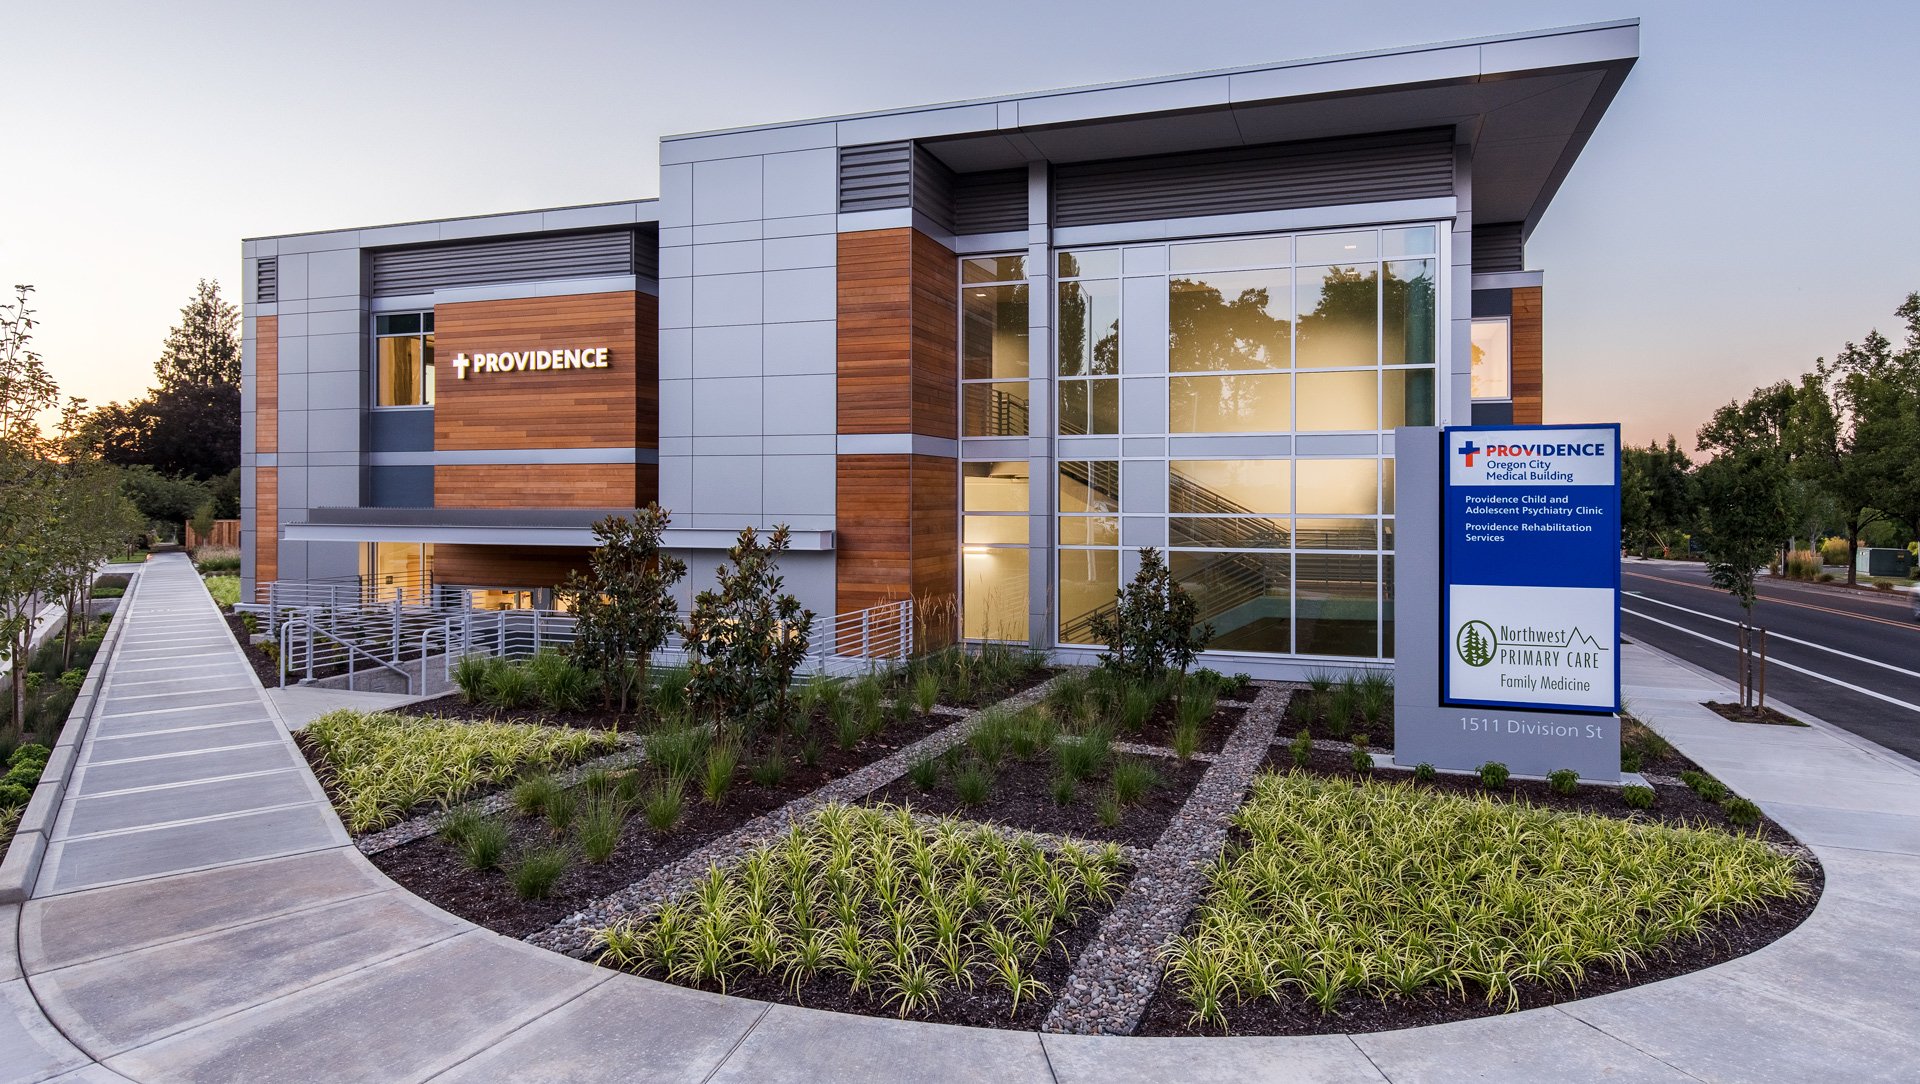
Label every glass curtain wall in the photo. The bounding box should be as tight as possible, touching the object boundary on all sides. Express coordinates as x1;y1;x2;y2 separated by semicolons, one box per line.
960;255;1032;641
1051;225;1437;659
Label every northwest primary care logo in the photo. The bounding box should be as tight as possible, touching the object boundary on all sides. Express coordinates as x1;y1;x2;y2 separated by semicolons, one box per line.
1456;620;1497;666
1456;621;1610;668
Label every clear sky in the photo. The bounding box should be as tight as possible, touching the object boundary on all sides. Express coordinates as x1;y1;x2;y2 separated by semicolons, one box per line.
3;1;1915;452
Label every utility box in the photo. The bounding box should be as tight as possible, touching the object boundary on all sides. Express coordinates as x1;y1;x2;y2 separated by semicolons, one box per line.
1855;547;1913;578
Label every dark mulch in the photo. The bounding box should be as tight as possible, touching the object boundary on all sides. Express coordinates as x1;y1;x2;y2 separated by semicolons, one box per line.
1263;747;1798;844
1622;717;1704;777
915;667;1058;711
368;711;956;938
1704;701;1807;727
223;613;285;689
869;753;1207;848
1124;700;1247;754
612;868;1131;1030
1137;857;1820;1036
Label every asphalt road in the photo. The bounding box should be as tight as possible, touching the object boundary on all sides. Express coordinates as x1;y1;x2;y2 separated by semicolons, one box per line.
1620;560;1920;761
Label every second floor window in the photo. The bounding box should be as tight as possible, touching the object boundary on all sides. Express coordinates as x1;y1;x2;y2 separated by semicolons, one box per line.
375;312;435;407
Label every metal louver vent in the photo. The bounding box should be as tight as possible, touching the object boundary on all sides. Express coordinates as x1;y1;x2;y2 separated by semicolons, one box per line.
367;231;636;297
256;257;278;304
1052;130;1454;228
1475;222;1524;273
838;143;914;214
952;169;1028;234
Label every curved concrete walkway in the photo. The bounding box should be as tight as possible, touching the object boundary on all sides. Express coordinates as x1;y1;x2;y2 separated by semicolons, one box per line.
5;553;1920;1082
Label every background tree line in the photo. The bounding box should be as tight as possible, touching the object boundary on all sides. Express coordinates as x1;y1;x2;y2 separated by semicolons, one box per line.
1623;291;1920;602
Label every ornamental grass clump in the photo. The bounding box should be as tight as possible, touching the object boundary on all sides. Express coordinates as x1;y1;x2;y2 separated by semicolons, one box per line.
1165;772;1806;1026
598;803;1126;1018
304;709;618;833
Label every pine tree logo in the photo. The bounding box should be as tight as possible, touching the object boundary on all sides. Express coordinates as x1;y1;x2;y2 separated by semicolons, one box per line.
1457;621;1497;667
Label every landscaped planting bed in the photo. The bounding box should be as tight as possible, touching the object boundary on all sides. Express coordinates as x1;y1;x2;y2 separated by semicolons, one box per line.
300;709;621;833
1280;670;1395;748
869;704;1209;847
596;803;1130;1027
371;700;963;938
1138;770;1816;1036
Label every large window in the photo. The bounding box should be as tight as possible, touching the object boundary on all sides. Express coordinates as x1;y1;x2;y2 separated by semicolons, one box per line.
375;312;435;407
962;461;1030;641
1047;225;1435;659
360;542;433;603
961;257;1030;437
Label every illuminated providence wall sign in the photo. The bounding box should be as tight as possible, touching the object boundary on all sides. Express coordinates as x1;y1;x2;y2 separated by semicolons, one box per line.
449;347;611;379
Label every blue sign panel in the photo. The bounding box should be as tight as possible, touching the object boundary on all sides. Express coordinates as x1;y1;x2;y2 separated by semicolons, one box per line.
1440;423;1621;714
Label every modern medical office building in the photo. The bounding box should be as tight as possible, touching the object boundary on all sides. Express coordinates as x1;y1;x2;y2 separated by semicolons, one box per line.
239;20;1637;676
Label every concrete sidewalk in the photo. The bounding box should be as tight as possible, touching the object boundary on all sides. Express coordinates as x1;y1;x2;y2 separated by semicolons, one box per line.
4;560;1918;1082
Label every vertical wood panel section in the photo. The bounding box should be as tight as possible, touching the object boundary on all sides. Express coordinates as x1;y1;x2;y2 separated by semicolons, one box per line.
1511;286;1543;424
910;231;958;440
254;469;277;586
254;317;277;454
837;231;913;434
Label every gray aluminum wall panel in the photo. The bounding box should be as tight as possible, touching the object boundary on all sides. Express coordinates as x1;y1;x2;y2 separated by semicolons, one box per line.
367;231;637;296
369;409;434;452
368;465;434;508
1052;130;1453;228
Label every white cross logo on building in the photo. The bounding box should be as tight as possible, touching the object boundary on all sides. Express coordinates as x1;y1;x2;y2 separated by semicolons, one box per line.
452;353;471;380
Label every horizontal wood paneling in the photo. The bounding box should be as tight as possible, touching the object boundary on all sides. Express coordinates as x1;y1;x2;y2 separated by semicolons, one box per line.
911;453;959;648
434;464;637;509
838;231;914;434
1511;286;1543;425
836;455;911;616
434;292;639;450
432;545;591;590
255;316;277;454
254;469;277;586
910;231;959;441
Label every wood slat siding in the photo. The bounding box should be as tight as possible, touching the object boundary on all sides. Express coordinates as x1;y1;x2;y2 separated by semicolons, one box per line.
1511;286;1543;424
254;469;277;586
433;545;590;590
835;230;962;627
433;292;639;450
255;317;277;454
837;231;914;434
434;464;637;510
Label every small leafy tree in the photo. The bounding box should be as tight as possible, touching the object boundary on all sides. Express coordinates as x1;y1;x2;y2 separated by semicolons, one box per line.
560;506;686;720
0;285;63;735
1088;547;1213;692
682;525;815;741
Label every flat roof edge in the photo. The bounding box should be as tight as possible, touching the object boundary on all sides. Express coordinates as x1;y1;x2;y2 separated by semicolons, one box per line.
243;197;660;244
662;19;1641;144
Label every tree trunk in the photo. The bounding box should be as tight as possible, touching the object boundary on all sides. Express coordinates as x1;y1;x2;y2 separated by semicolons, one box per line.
1846;527;1860;586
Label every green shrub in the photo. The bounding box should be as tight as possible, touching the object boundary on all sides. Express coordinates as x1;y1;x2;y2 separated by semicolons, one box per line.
58;668;85;691
1478;761;1510;790
703;739;740;804
543;786;579;833
641;778;685;833
954;760;992;807
1290;729;1313;768
1722;797;1762;828
9;744;50;769
681;525;816;742
90;586;125;599
1111;757;1160;806
1050;772;1076;807
748;749;788;788
1547;769;1580;796
577;793;628;862
203;575;240;608
459;818;509;870
453;655;492;702
1095;795;1123;827
1056;728;1112;782
644;724;708;784
527;651;595;713
484;661;537;709
1621;784;1656;810
1173;717;1200;762
912;672;941;715
511;774;560;818
1680;770;1728;802
1349;739;1373;774
1620;747;1644;773
1008;711;1057;762
908;753;941;792
509;847;569;899
1119;682;1158;734
0;782;31;809
1086;547;1213;684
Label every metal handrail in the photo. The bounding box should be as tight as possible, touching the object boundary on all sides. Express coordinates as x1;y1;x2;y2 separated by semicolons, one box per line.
279;614;416;692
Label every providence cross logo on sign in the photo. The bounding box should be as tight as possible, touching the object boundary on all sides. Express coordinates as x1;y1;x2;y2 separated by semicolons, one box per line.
1441;424;1621;714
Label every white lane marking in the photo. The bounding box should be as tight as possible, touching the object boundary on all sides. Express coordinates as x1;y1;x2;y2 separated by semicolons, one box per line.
1625;591;1920;681
1622;607;1920;716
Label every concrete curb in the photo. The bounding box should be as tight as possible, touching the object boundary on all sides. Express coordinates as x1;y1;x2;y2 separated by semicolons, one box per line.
0;570;141;904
